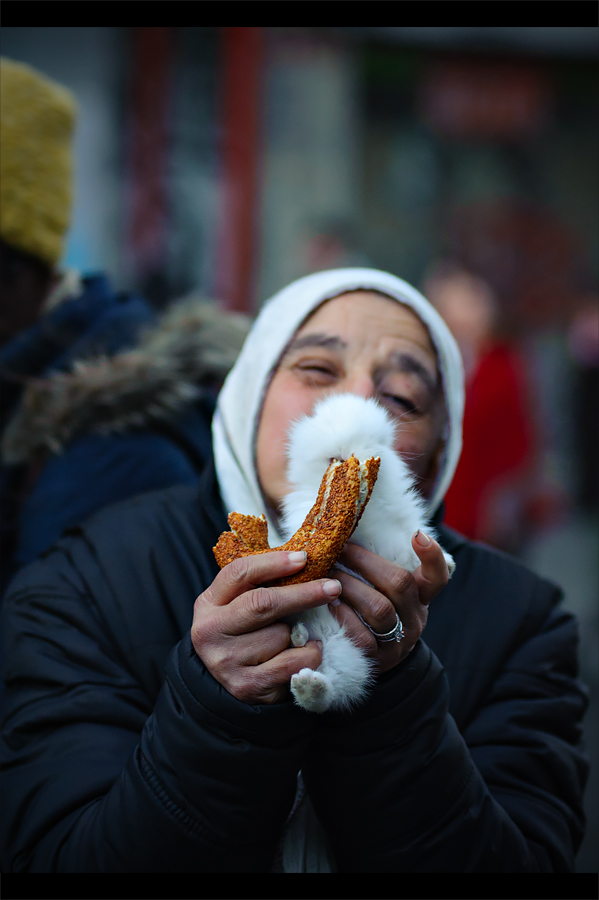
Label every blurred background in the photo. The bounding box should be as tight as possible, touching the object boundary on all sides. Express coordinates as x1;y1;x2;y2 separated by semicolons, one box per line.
2;26;597;871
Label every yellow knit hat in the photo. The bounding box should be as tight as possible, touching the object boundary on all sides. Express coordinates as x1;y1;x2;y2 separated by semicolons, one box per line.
1;57;77;267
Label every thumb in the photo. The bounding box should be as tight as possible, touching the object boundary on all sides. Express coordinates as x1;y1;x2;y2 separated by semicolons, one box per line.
411;531;450;606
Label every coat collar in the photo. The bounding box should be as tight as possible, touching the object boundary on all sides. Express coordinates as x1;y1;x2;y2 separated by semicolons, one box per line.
1;294;251;466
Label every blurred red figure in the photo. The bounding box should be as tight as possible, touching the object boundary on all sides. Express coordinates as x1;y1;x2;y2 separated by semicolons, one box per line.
425;265;537;550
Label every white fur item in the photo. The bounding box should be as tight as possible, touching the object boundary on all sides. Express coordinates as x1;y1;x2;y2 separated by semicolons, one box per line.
281;392;455;714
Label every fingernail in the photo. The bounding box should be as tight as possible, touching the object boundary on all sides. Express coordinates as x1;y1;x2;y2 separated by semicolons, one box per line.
414;530;431;548
329;598;341;608
288;550;307;563
323;579;342;597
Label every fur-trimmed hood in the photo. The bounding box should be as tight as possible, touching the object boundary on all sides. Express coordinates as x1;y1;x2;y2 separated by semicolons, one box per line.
2;296;251;466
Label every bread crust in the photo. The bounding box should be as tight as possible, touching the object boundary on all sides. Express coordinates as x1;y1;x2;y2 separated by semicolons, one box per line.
213;455;380;585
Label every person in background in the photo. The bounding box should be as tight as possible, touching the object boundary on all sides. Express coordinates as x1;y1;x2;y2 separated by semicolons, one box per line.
424;262;539;552
0;58;250;594
301;217;371;276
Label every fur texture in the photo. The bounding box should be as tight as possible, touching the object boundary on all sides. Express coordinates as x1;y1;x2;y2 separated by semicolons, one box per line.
1;295;251;465
281;392;455;713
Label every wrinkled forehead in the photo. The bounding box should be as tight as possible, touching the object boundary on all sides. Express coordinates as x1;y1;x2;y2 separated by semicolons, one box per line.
276;288;440;377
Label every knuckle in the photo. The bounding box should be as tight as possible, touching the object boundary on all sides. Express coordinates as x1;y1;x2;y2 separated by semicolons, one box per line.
197;582;217;607
225;550;278;585
389;567;414;596
225;555;254;587
207;643;233;674
193;589;214;620
370;596;394;624
247;586;275;619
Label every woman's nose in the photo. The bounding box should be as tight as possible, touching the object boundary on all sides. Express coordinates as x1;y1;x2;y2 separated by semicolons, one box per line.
338;374;377;400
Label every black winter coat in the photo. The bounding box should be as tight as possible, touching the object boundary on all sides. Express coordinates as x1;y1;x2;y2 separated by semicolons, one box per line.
0;463;589;873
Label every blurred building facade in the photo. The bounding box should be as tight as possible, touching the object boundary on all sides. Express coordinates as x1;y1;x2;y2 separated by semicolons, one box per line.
2;25;598;872
3;26;596;316
5;23;593;536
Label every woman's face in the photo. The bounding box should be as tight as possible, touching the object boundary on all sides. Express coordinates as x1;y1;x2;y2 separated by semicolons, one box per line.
255;290;447;512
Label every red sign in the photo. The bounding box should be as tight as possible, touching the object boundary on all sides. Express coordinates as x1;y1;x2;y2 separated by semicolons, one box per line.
419;59;552;141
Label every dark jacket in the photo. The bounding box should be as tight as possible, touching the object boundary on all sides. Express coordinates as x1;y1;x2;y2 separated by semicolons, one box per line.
0;462;589;873
0;273;155;592
0;282;249;592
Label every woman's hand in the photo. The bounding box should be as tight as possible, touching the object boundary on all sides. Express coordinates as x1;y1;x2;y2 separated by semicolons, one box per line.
329;532;450;674
191;550;341;704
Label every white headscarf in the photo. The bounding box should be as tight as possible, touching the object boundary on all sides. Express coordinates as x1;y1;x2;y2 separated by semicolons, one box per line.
212;268;464;540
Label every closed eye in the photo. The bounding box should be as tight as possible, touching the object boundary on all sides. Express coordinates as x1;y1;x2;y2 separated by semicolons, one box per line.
293;360;339;385
380;392;418;414
294;356;338;374
299;364;335;374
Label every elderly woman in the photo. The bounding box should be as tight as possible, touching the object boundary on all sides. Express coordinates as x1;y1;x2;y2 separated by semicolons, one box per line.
0;269;588;873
